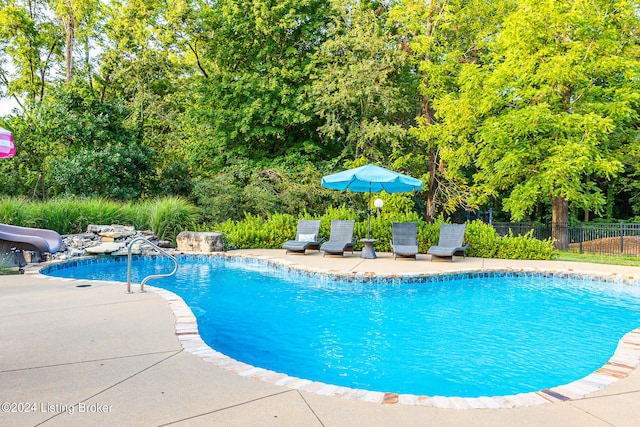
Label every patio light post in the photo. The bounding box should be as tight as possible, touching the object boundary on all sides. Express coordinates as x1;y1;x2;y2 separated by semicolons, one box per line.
374;198;384;216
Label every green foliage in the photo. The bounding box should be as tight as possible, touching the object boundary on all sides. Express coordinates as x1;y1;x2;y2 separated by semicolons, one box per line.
310;1;414;163
136;197;201;242
185;0;333;172
449;0;639;224
191;161;349;223
0;0;63;104
0;196;199;240
388;0;503;221
50;143;154;200
464;220;554;259
215;213;298;249
0;197;132;233
214;206;358;249
495;230;555;260
209;209;551;259
0;197;29;226
416;220;442;254
465;220;500;258
0;0;638;229
0;82;158;200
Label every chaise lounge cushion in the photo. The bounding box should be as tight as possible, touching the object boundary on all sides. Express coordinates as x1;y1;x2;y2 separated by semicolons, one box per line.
298;233;317;242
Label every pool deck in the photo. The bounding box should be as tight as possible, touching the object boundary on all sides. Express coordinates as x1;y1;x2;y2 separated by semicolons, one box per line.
2;249;640;426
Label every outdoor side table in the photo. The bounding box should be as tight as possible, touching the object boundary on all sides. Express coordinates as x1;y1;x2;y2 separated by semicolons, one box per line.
360;238;377;259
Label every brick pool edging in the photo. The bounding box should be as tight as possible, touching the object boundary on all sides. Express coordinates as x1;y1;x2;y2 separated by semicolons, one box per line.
38;253;640;409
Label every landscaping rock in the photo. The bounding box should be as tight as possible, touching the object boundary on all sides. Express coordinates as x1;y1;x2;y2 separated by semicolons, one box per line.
57;226;162;258
86;242;126;254
157;240;172;248
87;224;136;238
176;231;224;252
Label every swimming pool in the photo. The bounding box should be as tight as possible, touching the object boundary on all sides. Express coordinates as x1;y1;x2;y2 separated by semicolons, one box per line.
43;255;640;401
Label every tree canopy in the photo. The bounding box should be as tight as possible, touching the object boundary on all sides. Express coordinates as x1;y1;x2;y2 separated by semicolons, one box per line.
0;0;638;239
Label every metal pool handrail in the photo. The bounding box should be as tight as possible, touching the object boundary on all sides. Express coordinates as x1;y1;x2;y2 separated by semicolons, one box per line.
126;237;178;293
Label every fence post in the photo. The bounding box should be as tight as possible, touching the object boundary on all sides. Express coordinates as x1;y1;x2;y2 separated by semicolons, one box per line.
579;222;583;254
620;223;624;254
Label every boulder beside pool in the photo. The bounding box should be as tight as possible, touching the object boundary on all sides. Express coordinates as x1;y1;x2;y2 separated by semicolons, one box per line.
176;231;224;253
85;242;126;254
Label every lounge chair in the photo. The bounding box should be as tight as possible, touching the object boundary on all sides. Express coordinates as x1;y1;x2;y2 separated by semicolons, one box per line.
282;220;324;254
427;223;469;261
390;222;419;259
320;220;356;256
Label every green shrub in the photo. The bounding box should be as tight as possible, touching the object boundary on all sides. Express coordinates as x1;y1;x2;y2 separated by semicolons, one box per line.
264;213;298;248
217;214;270;249
0;197;30;226
465;220;500;258
32;197;132;234
49;143;154;200
417;221;441;254
202;208;554;260
138;197;201;242
496;230;555;260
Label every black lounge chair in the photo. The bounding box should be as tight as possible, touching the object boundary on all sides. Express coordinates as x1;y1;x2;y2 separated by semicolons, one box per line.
390;222;419;259
320;220;356;257
282;220;324;254
427;223;469;261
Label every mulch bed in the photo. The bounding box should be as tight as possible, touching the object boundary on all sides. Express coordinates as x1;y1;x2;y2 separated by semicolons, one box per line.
569;235;640;255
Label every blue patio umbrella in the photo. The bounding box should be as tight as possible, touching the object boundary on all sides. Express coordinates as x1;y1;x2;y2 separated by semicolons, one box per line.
322;164;423;239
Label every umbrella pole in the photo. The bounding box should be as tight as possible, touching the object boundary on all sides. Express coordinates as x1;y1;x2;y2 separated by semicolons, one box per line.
367;185;371;239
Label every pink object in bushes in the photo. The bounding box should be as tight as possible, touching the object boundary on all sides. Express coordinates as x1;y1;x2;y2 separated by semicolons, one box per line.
0;126;16;158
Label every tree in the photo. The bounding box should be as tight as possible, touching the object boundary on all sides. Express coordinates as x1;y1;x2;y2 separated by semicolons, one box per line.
51;0;101;82
0;0;63;107
309;1;415;165
0;81;155;199
388;0;510;222
185;0;333;174
454;0;639;247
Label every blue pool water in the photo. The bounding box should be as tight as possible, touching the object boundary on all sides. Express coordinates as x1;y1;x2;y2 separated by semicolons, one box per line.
45;256;640;397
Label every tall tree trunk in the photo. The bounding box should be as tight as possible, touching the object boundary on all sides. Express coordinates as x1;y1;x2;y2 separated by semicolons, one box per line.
551;196;569;250
85;39;92;88
424;148;437;222
421;1;438;223
64;0;76;82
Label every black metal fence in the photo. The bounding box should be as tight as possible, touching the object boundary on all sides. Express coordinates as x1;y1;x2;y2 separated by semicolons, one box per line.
491;222;640;256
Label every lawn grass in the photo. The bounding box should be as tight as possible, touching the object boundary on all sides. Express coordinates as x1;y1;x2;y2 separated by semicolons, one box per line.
554;251;640;267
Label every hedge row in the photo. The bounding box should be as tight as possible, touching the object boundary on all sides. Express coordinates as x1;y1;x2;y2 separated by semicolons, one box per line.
211;208;555;260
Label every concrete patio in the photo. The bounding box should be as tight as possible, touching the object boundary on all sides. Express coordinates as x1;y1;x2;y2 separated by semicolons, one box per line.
1;250;640;426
